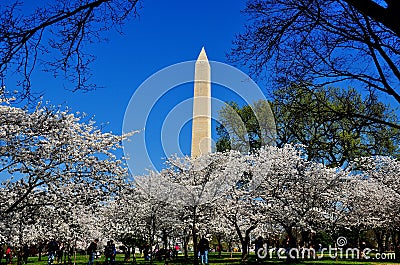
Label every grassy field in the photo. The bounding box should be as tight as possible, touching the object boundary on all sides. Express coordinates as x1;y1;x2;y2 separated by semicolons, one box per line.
6;252;400;265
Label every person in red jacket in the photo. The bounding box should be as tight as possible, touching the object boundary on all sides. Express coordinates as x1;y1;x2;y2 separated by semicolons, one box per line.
5;245;12;265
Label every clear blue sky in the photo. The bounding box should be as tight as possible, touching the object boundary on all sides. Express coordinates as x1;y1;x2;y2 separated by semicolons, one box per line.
23;0;263;174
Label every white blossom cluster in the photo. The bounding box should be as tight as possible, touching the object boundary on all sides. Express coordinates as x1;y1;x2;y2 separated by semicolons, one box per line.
0;92;398;258
0;93;135;247
102;145;399;259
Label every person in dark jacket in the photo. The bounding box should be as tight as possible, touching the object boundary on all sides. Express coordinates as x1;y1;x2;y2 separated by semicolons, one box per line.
198;236;209;265
104;241;111;265
104;241;116;265
255;236;264;262
87;239;99;265
47;240;58;265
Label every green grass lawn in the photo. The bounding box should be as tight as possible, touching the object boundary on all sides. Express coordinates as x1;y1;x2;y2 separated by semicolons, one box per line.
7;252;400;265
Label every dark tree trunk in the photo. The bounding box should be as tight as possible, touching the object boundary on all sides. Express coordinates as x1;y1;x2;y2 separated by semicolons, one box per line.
183;235;189;261
287;229;297;248
285;226;297;263
244;230;251;258
131;247;137;265
146;214;157;265
392;230;400;261
343;0;400;37
234;222;257;260
191;206;199;265
385;230;390;252
17;248;22;265
192;225;198;265
38;242;43;261
241;239;249;259
374;229;384;253
300;230;310;248
67;242;72;265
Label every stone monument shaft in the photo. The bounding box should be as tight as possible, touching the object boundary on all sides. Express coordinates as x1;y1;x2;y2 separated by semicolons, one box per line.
191;47;211;158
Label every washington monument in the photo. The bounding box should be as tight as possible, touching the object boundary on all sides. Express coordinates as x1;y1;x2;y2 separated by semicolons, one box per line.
191;47;211;158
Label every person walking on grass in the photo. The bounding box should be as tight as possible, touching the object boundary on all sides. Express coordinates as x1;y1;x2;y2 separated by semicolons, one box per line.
5;245;12;265
109;241;116;265
87;239;99;265
47;240;58;265
198;236;209;265
104;241;111;265
104;241;116;265
56;242;64;264
254;236;263;262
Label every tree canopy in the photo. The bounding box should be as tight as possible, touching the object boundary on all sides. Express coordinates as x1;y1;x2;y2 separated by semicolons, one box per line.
0;92;135;218
216;86;399;167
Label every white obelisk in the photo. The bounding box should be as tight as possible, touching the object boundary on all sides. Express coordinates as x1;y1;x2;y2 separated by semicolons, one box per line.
191;47;211;158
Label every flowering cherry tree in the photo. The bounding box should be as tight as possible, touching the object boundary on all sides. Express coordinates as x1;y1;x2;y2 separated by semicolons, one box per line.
0;93;135;246
1;95;397;265
249;145;346;250
133;151;244;264
348;156;400;253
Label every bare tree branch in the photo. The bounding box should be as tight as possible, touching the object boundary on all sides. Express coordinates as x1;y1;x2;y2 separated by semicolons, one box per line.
230;0;400;123
0;0;140;99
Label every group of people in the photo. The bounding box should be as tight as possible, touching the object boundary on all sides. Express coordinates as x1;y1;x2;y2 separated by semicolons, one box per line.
1;240;74;265
85;237;210;265
0;244;30;265
47;240;70;265
86;239;116;265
